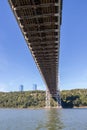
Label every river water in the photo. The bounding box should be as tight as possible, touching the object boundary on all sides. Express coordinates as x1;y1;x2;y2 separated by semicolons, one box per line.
0;108;87;130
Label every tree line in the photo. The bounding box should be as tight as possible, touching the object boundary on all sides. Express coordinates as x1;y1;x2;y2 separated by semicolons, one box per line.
0;89;87;108
61;89;87;108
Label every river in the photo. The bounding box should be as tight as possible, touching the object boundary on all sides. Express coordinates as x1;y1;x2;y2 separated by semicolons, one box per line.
0;108;87;130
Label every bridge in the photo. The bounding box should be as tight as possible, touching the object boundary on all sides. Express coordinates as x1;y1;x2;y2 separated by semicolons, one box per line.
8;0;63;107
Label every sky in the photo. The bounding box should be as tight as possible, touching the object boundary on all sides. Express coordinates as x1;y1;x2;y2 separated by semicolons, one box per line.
0;0;87;92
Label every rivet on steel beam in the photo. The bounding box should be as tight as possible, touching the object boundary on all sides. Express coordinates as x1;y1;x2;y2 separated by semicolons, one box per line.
14;7;16;11
55;3;58;6
17;17;20;20
54;13;59;16
12;5;14;10
25;36;28;41
20;23;23;28
24;32;27;35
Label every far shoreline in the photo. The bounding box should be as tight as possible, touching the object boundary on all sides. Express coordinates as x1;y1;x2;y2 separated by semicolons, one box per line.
0;106;87;109
74;106;87;109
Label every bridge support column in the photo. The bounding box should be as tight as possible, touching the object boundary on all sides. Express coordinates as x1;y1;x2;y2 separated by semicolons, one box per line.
45;89;62;108
52;90;62;108
46;90;51;108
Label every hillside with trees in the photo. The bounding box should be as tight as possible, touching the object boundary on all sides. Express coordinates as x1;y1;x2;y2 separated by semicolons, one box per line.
61;89;87;108
0;89;87;108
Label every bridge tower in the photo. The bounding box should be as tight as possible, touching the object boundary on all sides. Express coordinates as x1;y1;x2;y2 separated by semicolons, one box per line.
46;89;61;108
46;90;51;108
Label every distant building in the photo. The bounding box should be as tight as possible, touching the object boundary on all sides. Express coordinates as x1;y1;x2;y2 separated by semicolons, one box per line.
33;84;37;91
19;85;24;92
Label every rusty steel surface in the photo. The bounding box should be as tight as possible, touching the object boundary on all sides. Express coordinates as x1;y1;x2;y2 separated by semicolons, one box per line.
8;0;62;96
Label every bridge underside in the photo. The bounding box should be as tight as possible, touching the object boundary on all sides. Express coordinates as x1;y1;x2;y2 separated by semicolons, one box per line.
8;0;62;99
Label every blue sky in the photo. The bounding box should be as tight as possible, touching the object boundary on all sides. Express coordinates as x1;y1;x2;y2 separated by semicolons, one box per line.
0;0;87;92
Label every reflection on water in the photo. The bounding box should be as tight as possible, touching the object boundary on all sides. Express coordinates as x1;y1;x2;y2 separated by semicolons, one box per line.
45;109;64;130
36;109;64;130
0;108;87;130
